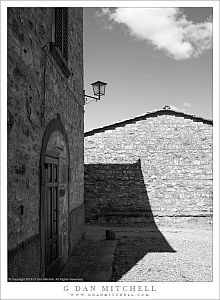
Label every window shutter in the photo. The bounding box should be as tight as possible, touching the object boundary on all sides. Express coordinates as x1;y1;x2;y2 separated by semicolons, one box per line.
55;8;68;63
52;8;70;77
55;8;63;55
62;8;68;62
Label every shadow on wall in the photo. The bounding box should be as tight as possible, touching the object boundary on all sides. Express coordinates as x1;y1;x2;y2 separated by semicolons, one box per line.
84;159;176;281
85;159;154;219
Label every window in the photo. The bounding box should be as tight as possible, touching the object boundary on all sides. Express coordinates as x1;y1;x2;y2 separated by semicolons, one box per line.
50;8;70;78
55;8;68;63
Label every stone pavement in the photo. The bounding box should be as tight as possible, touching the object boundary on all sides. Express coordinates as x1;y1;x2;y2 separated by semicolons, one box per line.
84;224;212;282
60;236;116;282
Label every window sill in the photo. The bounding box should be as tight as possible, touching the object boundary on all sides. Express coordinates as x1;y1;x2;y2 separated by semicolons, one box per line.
49;42;71;78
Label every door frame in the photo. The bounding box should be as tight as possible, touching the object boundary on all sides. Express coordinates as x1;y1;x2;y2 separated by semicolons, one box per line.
40;116;70;278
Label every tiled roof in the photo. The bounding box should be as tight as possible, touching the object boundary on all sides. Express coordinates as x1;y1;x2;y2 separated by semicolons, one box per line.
85;105;213;137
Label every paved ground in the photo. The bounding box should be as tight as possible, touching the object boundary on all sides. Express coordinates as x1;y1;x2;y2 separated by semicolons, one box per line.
85;223;212;282
60;233;116;282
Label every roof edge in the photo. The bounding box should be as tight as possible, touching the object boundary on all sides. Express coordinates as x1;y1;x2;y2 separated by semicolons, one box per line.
85;109;213;137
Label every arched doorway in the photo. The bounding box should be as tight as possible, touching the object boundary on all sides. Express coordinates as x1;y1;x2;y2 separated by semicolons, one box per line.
40;116;70;278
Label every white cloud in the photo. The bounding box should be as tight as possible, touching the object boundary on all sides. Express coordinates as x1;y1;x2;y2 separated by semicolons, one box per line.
99;8;212;60
183;102;192;108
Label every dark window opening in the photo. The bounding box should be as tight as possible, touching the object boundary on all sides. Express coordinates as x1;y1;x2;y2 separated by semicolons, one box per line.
55;8;68;63
50;7;70;78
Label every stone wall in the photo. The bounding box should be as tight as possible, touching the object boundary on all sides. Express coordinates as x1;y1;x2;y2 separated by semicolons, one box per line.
8;7;84;278
84;111;213;227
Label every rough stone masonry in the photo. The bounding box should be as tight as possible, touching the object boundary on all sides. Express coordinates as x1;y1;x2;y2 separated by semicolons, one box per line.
84;107;213;227
8;7;84;279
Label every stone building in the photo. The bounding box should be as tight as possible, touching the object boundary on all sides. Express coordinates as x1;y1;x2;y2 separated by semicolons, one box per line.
8;7;84;279
84;106;213;227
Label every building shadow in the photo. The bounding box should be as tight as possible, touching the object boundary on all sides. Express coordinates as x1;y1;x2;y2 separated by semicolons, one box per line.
84;159;176;281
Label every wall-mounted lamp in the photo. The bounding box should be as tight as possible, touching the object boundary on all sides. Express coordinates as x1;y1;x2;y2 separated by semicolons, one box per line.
84;81;107;104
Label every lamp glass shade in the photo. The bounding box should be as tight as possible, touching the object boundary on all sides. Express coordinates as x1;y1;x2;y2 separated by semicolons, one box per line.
91;81;107;97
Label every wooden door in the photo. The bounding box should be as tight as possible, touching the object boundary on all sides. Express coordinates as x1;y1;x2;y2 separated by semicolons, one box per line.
45;155;60;277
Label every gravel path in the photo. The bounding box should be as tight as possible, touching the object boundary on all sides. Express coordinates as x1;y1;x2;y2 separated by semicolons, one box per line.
85;224;212;282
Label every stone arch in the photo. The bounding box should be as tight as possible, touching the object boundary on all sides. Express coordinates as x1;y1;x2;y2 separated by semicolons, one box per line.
40;116;70;277
40;117;70;166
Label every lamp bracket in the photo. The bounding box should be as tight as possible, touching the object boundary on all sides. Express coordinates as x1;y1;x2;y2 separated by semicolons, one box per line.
84;94;100;104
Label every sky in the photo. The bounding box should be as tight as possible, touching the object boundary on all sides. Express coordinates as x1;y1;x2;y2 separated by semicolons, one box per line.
83;6;213;132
